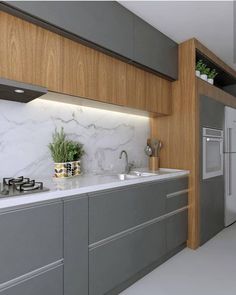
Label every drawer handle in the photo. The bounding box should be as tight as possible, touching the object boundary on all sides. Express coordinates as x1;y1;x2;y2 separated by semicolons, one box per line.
0;260;64;292
166;189;189;199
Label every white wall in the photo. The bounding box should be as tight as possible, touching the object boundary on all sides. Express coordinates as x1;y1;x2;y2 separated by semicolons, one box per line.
0;93;150;178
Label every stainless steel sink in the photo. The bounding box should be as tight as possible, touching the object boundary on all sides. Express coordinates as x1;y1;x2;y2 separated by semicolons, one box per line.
118;171;158;180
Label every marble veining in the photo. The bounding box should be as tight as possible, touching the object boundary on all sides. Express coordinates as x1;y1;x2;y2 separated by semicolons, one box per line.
0;93;150;178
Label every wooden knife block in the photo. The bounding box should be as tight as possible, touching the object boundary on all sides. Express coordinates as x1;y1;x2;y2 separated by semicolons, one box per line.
149;156;160;171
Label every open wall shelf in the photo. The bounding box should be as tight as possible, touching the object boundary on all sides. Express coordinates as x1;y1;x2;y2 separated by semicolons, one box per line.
196;50;236;92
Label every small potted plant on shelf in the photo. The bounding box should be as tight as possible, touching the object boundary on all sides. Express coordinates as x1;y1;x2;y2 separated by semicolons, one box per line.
207;69;218;85
49;127;85;178
196;59;203;77
200;66;211;81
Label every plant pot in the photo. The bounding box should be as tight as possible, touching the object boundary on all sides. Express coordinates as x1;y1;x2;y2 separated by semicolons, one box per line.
200;74;208;81
207;78;214;85
195;70;201;77
54;160;81;178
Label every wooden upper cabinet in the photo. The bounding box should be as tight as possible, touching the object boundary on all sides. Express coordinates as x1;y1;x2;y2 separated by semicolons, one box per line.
0;11;62;93
0;12;36;85
35;27;62;93
126;65;146;110
146;73;172;115
0;11;171;116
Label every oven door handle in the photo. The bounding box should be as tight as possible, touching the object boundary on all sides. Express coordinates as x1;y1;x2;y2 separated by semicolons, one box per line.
205;138;223;142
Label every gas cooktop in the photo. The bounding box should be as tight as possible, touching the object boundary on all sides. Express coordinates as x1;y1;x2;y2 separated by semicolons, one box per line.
0;176;49;198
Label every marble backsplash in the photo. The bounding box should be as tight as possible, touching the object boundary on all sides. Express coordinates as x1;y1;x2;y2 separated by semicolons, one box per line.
0;93;150;178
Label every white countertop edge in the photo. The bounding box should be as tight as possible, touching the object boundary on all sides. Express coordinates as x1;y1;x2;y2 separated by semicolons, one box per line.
0;169;189;211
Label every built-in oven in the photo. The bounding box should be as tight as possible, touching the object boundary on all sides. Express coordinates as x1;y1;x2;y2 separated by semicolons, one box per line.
202;127;224;179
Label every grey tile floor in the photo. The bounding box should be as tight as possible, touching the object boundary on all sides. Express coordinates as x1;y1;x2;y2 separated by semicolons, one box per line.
121;223;236;295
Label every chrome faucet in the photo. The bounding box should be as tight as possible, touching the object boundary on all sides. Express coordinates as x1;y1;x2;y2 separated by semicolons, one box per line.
119;150;133;174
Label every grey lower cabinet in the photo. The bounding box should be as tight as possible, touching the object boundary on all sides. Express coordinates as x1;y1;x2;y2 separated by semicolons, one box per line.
89;220;166;295
63;196;89;295
89;182;166;244
0;177;188;295
89;177;188;295
166;210;188;252
0;265;63;295
200;176;224;245
0;201;63;285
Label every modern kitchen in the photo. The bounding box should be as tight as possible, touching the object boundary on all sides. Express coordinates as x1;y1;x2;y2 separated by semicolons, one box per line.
0;1;235;295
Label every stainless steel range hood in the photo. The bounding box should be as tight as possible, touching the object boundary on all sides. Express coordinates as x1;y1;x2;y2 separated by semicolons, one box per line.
0;78;47;103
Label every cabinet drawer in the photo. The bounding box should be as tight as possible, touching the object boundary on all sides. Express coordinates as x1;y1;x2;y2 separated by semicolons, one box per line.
89;220;165;295
0;202;63;284
89;182;167;244
0;265;63;295
166;177;188;213
166;191;188;213
166;177;188;195
166;210;188;252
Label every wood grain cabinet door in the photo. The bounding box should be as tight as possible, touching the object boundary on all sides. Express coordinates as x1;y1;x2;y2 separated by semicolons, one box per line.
0;11;63;93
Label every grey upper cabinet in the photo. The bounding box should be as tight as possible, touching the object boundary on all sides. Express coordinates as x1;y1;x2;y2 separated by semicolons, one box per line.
6;1;134;59
133;16;178;80
0;202;63;285
64;196;89;295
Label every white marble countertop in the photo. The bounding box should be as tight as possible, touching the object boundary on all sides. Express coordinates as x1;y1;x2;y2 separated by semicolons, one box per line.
0;168;189;210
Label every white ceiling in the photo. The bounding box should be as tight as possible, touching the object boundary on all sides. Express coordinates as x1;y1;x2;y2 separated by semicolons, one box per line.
119;1;235;70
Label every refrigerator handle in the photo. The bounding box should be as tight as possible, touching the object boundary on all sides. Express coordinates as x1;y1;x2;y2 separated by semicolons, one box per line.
227;128;232;153
229;152;232;196
227;128;232;196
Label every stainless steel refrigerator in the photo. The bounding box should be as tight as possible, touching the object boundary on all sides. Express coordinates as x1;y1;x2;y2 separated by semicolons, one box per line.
225;106;236;226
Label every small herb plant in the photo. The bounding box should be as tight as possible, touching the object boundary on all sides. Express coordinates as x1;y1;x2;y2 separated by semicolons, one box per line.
49;128;84;163
208;69;218;79
196;60;218;79
203;67;211;76
196;60;204;72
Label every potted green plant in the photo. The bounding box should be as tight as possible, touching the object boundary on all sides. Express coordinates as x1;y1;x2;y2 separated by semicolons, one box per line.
49;128;85;178
207;69;218;85
196;59;203;77
200;66;211;81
